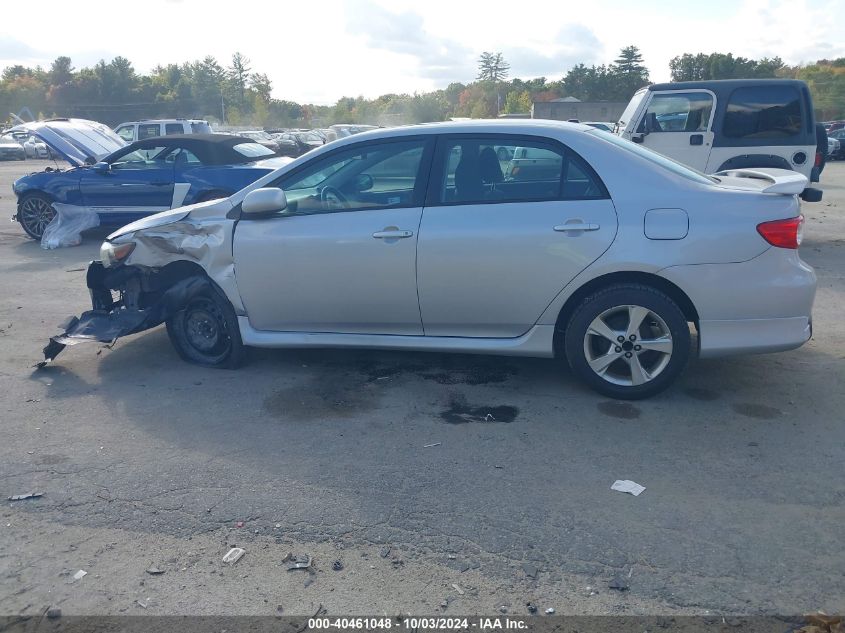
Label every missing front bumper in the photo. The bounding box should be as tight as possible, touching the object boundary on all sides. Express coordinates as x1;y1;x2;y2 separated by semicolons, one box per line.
38;261;213;367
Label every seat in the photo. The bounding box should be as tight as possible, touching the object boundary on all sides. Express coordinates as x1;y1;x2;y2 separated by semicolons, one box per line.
479;147;503;184
454;150;483;202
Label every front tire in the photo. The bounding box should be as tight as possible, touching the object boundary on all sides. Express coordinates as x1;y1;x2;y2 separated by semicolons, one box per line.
564;284;691;399
165;284;245;369
17;193;56;240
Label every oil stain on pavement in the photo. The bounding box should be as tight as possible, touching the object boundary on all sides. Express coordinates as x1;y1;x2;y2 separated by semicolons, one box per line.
596;400;641;419
440;396;518;424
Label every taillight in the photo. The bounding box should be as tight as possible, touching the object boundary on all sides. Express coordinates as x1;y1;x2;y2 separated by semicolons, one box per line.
757;215;804;249
815;151;822;167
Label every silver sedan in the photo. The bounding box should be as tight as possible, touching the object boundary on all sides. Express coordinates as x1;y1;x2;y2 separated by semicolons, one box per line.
44;121;817;399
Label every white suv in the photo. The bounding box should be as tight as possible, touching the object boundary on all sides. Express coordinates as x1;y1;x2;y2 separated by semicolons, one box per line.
113;119;212;143
615;79;822;201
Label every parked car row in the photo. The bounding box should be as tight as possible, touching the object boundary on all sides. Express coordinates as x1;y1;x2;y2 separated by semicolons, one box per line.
0;129;54;160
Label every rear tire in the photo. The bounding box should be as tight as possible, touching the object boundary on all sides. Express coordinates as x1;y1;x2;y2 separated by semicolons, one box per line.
564;283;691;399
165;283;245;369
17;192;56;240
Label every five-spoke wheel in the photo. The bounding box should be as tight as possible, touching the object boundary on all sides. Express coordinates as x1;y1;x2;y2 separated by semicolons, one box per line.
565;284;690;399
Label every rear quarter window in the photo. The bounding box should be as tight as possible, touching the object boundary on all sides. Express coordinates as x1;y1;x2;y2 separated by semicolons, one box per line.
723;86;803;139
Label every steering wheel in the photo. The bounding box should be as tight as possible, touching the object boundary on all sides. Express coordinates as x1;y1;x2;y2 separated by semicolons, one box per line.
320;186;349;210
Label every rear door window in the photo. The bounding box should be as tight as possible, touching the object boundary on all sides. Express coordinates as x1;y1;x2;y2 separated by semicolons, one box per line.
723;86;802;139
165;123;184;135
436;136;606;204
137;124;161;140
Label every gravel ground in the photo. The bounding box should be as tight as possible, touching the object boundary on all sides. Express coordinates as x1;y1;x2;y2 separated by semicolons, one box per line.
0;158;843;618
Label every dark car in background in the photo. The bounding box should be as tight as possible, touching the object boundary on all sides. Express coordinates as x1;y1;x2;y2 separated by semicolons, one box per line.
237;130;282;154
11;119;291;239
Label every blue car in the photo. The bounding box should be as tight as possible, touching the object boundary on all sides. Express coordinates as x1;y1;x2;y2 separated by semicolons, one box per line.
11;119;291;239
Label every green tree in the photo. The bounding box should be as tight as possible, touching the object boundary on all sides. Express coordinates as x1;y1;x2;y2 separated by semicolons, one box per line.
228;52;251;109
503;90;532;114
477;52;510;82
610;45;649;100
669;52;784;81
49;57;74;87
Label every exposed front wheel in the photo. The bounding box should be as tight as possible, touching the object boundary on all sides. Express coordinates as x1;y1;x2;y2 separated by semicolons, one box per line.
17;193;56;240
166;285;245;369
564;284;691;399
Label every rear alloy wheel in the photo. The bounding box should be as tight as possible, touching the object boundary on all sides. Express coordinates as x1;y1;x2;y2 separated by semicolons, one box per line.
166;286;245;368
564;284;690;399
18;193;56;240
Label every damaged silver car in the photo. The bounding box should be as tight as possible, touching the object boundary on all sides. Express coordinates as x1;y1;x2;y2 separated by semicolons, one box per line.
42;120;817;399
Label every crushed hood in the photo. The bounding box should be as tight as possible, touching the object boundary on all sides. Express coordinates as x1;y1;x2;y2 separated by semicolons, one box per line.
713;168;809;195
107;197;233;241
10;118;126;167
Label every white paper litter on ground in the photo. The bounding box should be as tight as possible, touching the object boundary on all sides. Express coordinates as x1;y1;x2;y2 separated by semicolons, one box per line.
72;569;87;580
611;480;646;496
222;547;245;564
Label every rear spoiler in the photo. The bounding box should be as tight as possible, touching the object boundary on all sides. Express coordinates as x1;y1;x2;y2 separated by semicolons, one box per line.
713;167;822;202
713;168;807;194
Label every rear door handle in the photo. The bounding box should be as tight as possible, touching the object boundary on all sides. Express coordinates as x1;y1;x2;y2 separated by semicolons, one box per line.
554;223;600;232
372;229;413;239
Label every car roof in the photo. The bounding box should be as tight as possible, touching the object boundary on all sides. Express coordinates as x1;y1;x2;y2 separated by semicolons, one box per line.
119;119;207;124
648;78;808;92
124;133;269;165
337;119;591;140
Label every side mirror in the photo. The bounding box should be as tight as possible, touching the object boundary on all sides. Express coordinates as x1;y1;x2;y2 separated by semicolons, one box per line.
354;173;374;192
92;161;111;174
241;187;288;218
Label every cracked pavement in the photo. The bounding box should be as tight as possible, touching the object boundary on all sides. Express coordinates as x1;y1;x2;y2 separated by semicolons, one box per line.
0;160;843;617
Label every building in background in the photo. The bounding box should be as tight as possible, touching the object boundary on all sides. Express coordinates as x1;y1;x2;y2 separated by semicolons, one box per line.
532;97;627;123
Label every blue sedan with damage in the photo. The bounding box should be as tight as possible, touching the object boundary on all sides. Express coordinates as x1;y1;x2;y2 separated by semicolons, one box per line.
11;119;291;239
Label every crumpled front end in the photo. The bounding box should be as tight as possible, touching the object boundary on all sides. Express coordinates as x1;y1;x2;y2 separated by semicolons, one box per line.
39;262;219;366
38;201;240;367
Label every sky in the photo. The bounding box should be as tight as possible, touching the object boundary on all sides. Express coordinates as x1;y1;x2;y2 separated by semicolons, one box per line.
1;0;843;105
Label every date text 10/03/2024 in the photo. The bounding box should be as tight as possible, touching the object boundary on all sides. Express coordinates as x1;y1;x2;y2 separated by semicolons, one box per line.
308;618;530;630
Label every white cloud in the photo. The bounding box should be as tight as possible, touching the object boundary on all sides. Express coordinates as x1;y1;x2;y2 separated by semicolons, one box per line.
0;0;842;102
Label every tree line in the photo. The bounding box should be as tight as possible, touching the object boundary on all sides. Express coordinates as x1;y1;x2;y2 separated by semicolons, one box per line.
1;47;843;130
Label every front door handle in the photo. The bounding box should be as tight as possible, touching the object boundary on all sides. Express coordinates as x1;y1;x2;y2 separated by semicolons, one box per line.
372;229;413;239
554;223;600;232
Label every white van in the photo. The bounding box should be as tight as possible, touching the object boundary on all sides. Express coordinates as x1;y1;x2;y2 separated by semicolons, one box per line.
615;79;822;201
113;119;213;143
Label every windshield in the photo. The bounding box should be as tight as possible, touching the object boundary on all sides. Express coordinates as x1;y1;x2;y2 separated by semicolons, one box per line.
587;129;716;185
232;142;276;158
617;89;647;133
